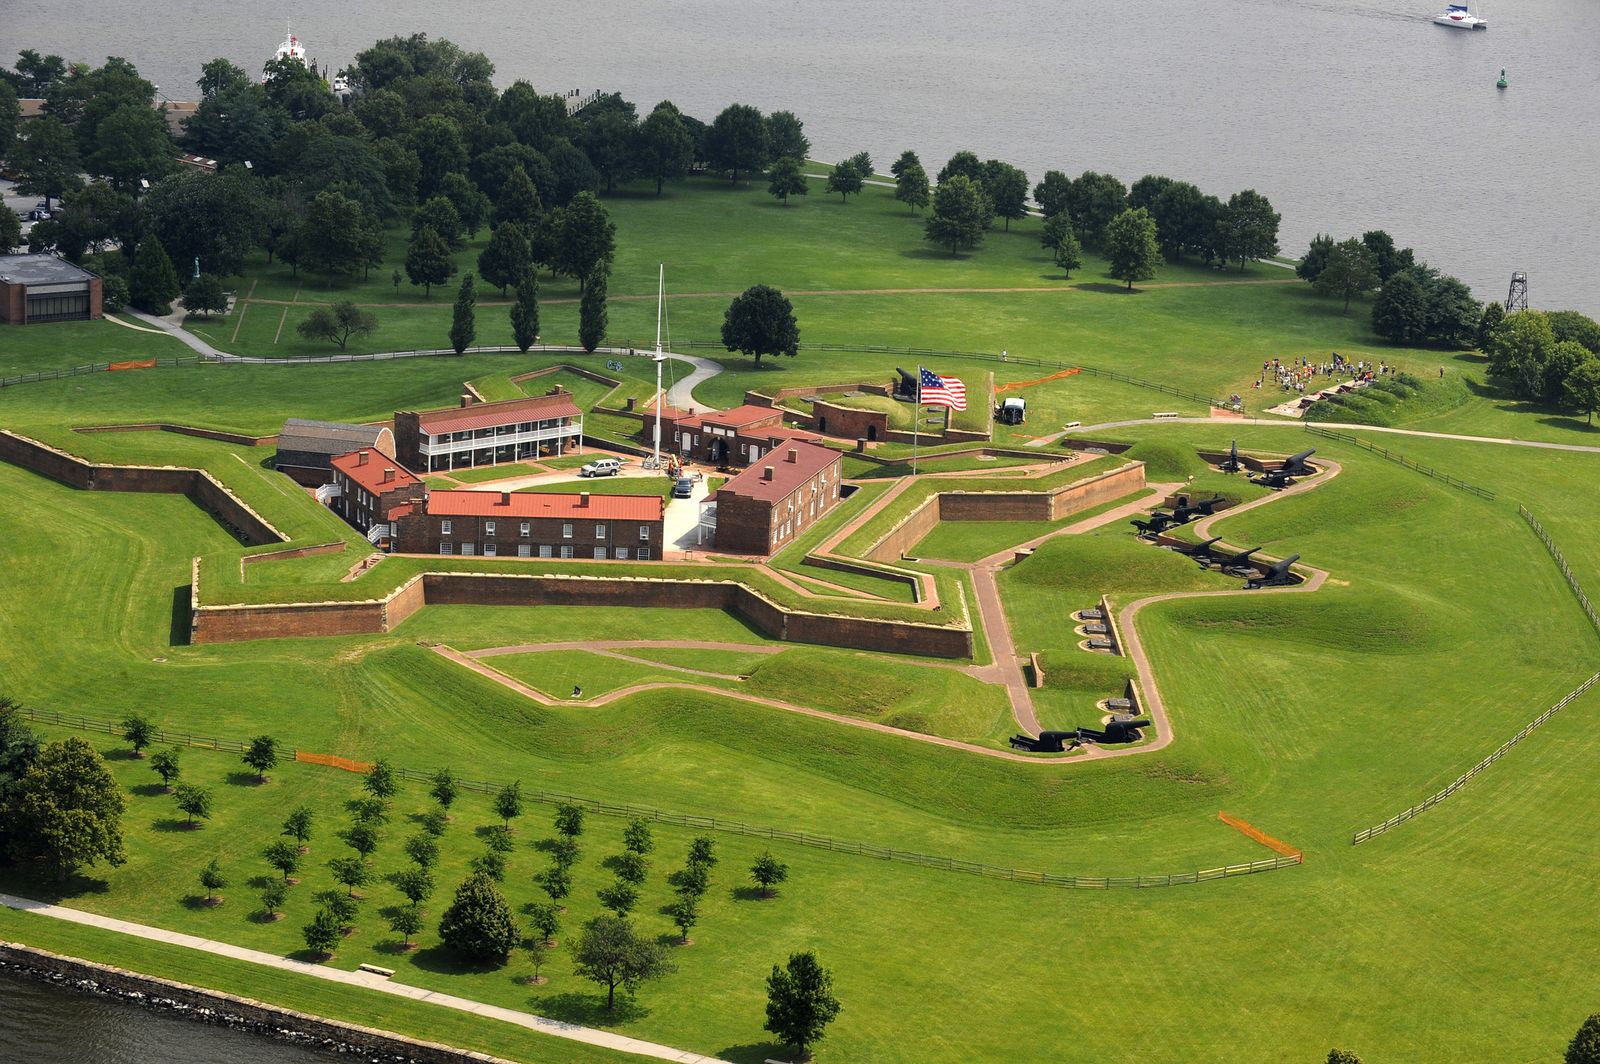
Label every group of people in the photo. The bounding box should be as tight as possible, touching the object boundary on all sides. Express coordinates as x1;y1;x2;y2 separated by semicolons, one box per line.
1251;354;1395;395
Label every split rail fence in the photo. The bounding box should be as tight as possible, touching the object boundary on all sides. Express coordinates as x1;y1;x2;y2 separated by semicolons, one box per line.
1303;426;1495;500
16;708;1299;890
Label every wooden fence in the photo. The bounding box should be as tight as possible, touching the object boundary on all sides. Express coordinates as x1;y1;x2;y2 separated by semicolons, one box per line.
1303;426;1496;500
1520;506;1600;634
14;708;1300;891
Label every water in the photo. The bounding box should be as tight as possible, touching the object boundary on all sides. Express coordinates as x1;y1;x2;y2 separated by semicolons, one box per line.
0;966;332;1063
6;0;1598;310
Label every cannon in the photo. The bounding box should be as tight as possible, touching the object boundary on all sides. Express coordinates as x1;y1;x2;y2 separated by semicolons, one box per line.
894;367;920;399
1077;715;1152;744
1219;439;1243;474
1131;511;1180;535
1220;546;1263;574
1193;493;1228;516
1009;730;1080;753
1173;535;1224;558
1283;448;1316;476
1246;554;1302;589
1252;467;1296;490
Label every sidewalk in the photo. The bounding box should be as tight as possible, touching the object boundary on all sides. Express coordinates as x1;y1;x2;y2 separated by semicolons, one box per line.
0;892;720;1064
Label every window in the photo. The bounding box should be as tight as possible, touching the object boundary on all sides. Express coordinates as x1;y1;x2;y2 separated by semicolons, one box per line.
637;547;650;560
518;544;531;557
539;545;553;558
562;523;573;539
441;520;453;536
25;290;89;323
439;543;453;555
483;543;497;556
615;547;629;560
485;521;496;536
520;521;530;537
596;523;607;540
560;545;573;559
639;526;650;541
461;543;475;555
593;546;607;560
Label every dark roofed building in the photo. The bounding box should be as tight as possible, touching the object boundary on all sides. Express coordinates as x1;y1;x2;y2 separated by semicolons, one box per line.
275;418;395;485
699;440;843;554
0;254;103;325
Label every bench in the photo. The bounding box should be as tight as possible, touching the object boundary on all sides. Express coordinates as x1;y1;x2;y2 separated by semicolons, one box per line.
357;963;395;978
1063;421;1082;430
1152;411;1180;420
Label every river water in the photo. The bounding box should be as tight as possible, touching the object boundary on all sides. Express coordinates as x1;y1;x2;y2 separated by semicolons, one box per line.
8;0;1599;311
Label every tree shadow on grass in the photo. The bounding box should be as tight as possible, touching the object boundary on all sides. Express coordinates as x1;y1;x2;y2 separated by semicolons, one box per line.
151;817;199;833
1073;283;1141;295
375;937;419;956
179;893;220;911
0;867;112;903
407;944;503;977
285;948;335;965
730;885;776;902
535;991;650;1026
245;873;276;890
898;246;967;262
1538;415;1600;433
129;782;168;798
718;1041;792;1064
226;771;266;788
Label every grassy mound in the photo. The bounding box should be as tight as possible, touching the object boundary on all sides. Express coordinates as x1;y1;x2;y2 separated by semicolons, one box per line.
1123;439;1214;481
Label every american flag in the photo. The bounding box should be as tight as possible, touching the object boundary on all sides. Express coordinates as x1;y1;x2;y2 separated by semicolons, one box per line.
918;367;967;411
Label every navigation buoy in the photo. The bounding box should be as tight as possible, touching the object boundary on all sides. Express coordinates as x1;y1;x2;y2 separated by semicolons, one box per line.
1497;68;1508;89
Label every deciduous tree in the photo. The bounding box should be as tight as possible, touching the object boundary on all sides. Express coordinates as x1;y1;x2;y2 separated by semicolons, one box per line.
572;915;673;1010
597;879;639;916
297;301;378;351
173;783;213;829
438;871;517;964
526;901;561;945
263;839;301;882
1052;230;1084;278
667;894;698;945
895;161;930;215
825;160;863;203
551;191;616;288
706;103;769;183
1064;171;1127;249
1312;238;1380;311
328;855;373;897
1104;207;1161;290
1297;233;1335;282
936;150;983;185
623;818;654;855
429;767;459;812
478;222;532;296
389;905;423;949
303;905;342;957
767;156;808;205
4;736;125;880
198;857;227;904
342;821;380;860
283;806;314;852
1371;269;1430;347
259;878;288;919
722;285;799;366
924;174;990;255
634;101;694;196
1568;1014;1600;1064
1216;188;1280;270
149;747;181;791
765;111;810;164
494;164;543;231
764;951;842;1059
121;714;154;757
14;115;79;209
405;226;455;297
241;735;279;782
392;865;435;907
554;802;585;839
983;160;1029;230
750;851;788;896
181;273;229;319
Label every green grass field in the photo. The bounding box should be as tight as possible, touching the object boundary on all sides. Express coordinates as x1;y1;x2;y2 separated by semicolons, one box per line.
4;167;1600;1064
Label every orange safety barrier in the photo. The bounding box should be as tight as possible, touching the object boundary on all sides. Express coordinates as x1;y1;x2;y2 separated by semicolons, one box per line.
995;368;1080;394
108;359;157;371
295;750;374;774
1217;811;1303;860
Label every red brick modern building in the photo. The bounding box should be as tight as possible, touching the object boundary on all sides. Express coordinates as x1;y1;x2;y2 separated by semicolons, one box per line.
700;440;844;554
0;254;104;324
394;392;584;473
328;449;426;538
650;403;824;470
393;489;664;560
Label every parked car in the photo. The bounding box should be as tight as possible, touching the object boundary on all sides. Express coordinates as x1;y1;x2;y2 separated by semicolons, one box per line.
578;457;622;478
673;477;695;499
25;208;51;221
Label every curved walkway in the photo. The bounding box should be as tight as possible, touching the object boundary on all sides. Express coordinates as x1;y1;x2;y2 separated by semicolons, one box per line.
0;893;720;1064
1068;414;1600;454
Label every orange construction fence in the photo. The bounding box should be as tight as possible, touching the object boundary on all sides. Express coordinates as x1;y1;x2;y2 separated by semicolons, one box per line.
995;368;1080;394
295;750;374;774
108;359;157;371
1217;811;1303;860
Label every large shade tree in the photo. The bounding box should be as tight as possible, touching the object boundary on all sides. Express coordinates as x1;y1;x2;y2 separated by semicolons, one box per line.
721;285;800;366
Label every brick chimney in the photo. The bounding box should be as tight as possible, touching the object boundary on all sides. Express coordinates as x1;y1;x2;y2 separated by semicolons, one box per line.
762;466;775;482
580;492;590;507
460;394;476;408
786;448;798;463
382;467;394;483
499;491;511;506
357;450;369;466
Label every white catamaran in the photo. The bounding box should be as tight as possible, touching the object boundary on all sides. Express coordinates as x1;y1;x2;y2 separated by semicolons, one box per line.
1433;3;1488;30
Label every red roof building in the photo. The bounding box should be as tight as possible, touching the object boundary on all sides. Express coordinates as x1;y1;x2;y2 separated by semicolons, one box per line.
699;441;844;554
394;392;585;473
646;402;828;470
393;489;665;560
327;449;426;538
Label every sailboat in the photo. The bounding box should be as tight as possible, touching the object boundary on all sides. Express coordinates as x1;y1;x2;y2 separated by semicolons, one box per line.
1433;3;1488;30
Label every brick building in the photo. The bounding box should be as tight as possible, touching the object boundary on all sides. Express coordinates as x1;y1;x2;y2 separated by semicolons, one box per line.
275;419;395;485
394;489;664;559
652;403;823;469
327;449;426;539
394;392;584;473
0;254;103;324
699;440;844;554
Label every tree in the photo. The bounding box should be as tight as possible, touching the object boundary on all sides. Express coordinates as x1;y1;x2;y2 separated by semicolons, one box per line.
924;175;990;255
429;767;459;812
571;916;673;1010
706;103;769;183
180;273;229;319
198;856;227;904
825;160;863;203
121;713;154;757
688;835;717;870
149;747;181;791
438;871;517;964
283;806;314;852
527;901;561;946
173;783;213;829
0;699;40;861
1064;171;1127;248
389;905;423;950
1313;238;1380;312
440;172;490;238
405;831;440;869
767;156;808;205
197;58;250;100
323;890;359;933
364;758;399;802
635;102;694;196
1371;269;1430;347
1297;233;1335;282
552;191;616;288
539;862;573;904
341;821;381;860
408;115;468;199
597;879;639;916
765;111;810;164
611;850;648;886
259;878;288;919
555;802;585;839
128;237;182;315
494;165;543;234
241;735;278;782
14;115;80;209
673;861;710;900
1550;310;1600;355
1476;301;1506;351
1326;1052;1364;1064
511;269;540;352
1544;340;1593;406
478;222;532;296
889;150;920;179
328;855;373;897
142;169;263;278
303;905;342;957
1052;230;1084;278
764;951;842;1059
936;151;984;186
623;818;654;855
1565;357;1600;425
1568;1014;1600;1064
494;780;524;828
722;285;800;366
350;796;390;826
393;865;435;907
297;192;374;278
0;211;20;256
4;737;126;880
1217;189;1280;270
411;195;463;248
750;851;789;896
297;301;378;351
667;893;698;945
1104;207;1161;290
1041;212;1076;254
1361;230;1415;283
1032;170;1072;219
84;103;172;192
576;271;607;353
579;108;638;194
895;162;930;215
984;161;1030;230
263;839;301;882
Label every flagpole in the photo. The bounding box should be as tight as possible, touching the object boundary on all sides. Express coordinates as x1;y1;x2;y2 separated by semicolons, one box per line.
912;366;920;475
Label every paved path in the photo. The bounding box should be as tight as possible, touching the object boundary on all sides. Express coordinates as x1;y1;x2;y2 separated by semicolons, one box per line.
1069;415;1600;454
0;892;719;1064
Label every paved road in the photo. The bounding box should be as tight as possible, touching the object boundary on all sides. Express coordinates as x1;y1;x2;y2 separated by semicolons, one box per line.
1069;414;1600;454
0;893;720;1064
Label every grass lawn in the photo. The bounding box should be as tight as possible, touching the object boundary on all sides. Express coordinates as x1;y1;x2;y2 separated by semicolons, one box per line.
479;648;733;700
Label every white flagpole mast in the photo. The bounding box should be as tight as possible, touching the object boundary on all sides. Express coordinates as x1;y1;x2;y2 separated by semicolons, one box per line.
652;264;664;469
912;366;921;475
